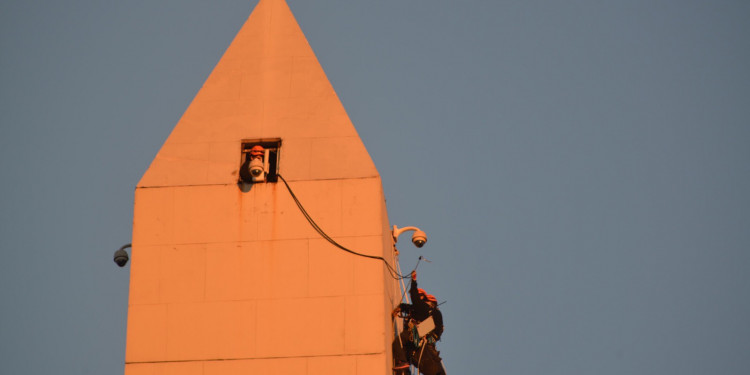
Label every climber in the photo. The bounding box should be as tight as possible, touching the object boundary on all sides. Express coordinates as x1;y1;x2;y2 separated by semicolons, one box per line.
392;271;446;375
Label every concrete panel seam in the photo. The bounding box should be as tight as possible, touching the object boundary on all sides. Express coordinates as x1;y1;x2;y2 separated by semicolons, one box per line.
131;235;384;247
125;351;385;365
129;292;385;306
136;175;381;189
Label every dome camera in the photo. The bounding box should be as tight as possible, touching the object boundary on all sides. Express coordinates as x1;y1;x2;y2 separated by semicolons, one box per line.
114;251;129;267
392;225;428;249
249;158;265;178
412;230;427;248
113;244;132;267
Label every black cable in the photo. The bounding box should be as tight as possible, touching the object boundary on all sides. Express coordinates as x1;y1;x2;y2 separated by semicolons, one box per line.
277;174;413;280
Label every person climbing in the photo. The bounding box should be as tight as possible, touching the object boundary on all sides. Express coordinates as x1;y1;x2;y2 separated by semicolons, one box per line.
392;271;446;375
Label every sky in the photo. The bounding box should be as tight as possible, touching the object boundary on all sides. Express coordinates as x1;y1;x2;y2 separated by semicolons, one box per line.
1;0;749;374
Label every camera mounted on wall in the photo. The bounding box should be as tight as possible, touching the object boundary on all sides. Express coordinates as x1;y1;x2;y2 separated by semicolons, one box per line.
239;139;281;183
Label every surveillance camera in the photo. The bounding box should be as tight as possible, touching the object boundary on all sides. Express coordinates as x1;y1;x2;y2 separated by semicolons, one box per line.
412;230;427;248
113;248;129;267
248;158;266;182
392;225;428;249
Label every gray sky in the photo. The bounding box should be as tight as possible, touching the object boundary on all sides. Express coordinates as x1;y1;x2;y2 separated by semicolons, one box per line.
1;1;749;374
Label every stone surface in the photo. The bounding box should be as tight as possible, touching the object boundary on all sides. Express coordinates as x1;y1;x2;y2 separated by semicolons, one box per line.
124;0;400;373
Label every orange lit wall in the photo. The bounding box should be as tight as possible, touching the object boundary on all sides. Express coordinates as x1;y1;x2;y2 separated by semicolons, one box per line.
124;0;400;373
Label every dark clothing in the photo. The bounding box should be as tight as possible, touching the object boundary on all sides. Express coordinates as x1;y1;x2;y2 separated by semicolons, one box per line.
407;279;444;341
392;279;446;375
409;279;432;322
415;344;445;375
429;308;444;342
392;329;415;373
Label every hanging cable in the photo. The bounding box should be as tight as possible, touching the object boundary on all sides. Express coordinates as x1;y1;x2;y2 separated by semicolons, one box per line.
277;174;416;280
396;256;423;305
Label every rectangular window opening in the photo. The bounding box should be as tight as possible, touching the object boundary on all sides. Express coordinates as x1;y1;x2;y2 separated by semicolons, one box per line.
240;138;281;183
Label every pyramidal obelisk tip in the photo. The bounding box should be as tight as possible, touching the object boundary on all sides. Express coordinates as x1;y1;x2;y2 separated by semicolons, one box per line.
138;0;377;188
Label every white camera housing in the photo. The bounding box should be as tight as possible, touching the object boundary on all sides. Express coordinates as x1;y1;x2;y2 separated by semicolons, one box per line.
248;158;266;182
412;230;427;248
246;149;271;183
392;225;428;249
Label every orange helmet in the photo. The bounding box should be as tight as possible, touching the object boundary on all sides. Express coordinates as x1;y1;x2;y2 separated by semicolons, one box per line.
249;145;264;159
417;288;438;303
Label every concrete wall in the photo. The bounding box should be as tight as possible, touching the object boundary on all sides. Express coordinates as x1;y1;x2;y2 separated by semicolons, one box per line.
124;1;401;373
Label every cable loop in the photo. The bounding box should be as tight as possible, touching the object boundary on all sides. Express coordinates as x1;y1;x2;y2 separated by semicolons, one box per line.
277;175;416;280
